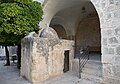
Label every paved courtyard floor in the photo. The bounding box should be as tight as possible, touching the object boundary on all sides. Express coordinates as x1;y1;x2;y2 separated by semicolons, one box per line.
0;60;99;84
0;60;30;84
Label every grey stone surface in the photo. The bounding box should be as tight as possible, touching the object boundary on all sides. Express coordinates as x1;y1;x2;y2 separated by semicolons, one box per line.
81;60;103;83
115;28;120;36
0;61;103;84
109;37;118;44
116;45;120;55
21;37;74;83
0;61;30;84
102;38;107;45
104;77;120;84
114;56;120;64
103;48;115;55
112;65;120;78
39;27;59;39
103;64;114;77
39;27;60;46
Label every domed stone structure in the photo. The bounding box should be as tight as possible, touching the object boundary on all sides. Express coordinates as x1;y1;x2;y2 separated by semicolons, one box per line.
25;31;38;38
39;27;60;46
39;27;59;39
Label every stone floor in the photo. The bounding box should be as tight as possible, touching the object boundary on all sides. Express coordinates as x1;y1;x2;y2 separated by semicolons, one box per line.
0;54;101;84
40;71;101;84
0;60;30;84
89;53;101;61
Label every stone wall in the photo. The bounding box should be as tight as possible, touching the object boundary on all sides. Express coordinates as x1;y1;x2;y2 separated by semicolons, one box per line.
21;38;33;81
76;16;100;48
21;37;74;83
91;0;120;83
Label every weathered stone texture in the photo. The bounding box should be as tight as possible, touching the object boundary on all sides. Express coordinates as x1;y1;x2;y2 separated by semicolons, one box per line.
40;27;59;40
104;77;120;84
103;64;114;77
20;0;120;83
21;37;74;83
115;28;120;36
116;45;120;55
114;56;120;64
112;65;120;78
21;38;33;81
102;38;107;45
93;0;120;83
72;59;79;72
109;37;118;44
103;47;115;55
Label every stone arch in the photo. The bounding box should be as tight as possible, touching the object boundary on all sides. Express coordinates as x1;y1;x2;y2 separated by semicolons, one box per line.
40;0;102;30
75;16;101;57
39;0;103;43
74;2;101;57
50;16;70;36
21;0;120;83
50;24;67;39
39;0;120;84
74;1;101;34
42;0;104;79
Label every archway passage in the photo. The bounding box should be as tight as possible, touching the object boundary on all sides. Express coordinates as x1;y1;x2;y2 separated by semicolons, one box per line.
49;1;101;61
75;13;101;61
39;0;103;83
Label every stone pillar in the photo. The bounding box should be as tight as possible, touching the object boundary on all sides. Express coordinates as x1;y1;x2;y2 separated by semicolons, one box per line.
100;0;120;83
91;0;120;83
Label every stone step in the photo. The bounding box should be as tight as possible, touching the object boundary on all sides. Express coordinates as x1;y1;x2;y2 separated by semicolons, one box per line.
84;60;102;70
80;79;104;84
87;60;102;64
81;72;103;83
82;67;102;77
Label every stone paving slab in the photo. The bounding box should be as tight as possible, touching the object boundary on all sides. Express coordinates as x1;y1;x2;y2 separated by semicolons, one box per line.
0;61;30;84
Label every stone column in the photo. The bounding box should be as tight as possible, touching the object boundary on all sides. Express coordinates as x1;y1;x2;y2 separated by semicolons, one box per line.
100;0;120;83
91;0;120;83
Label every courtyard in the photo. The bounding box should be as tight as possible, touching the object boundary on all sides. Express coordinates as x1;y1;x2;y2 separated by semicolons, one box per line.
0;0;120;83
0;54;103;84
0;61;30;84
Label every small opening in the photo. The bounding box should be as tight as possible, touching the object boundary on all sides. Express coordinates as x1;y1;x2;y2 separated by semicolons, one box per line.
63;50;69;73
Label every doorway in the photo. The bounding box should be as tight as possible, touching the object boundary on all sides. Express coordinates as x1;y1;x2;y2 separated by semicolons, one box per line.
75;15;101;61
63;50;69;73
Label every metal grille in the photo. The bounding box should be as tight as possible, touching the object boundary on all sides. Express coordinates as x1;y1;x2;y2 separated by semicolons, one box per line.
78;46;89;78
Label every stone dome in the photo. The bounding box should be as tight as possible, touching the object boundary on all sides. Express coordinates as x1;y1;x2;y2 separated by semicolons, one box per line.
39;27;59;39
25;32;38;38
39;27;60;46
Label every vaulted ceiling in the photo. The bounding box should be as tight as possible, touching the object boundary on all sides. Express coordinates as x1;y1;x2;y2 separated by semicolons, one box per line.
40;0;99;35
